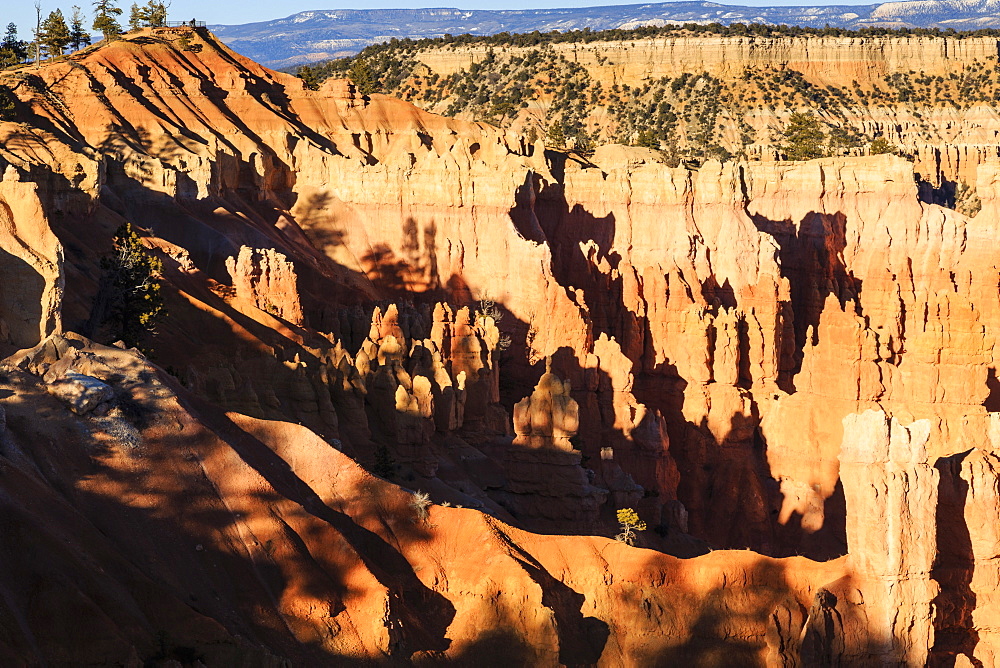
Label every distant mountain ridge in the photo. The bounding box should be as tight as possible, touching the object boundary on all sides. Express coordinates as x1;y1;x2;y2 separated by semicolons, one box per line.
209;0;1000;67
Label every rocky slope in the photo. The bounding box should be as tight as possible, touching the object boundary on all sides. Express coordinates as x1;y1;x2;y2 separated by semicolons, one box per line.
0;26;998;664
349;29;1000;191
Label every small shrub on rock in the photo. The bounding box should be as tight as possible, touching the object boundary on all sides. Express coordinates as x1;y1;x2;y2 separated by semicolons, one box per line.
410;490;431;523
616;507;647;546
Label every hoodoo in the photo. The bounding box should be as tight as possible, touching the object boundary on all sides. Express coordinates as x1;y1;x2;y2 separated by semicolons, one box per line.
0;23;998;665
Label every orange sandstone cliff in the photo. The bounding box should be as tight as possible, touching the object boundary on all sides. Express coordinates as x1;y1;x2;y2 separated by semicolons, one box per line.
0;27;996;664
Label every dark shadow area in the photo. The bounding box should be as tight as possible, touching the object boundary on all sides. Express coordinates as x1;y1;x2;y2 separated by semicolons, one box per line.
446;628;535;667
631;359;839;557
701;274;738;309
820;478;847;558
12;156;371;448
984;367;1000;412
0;246;45;351
358;218;442;298
530;175;627;349
179;394;455;658
487;517;609;665
916;172;958;208
932;451;980;664
749;211;862;392
296;191;346;251
626;555;788;666
3;72;92;148
0;366;322;664
362;243;411;292
508;171;547;244
625;549;920;666
0;343;462;664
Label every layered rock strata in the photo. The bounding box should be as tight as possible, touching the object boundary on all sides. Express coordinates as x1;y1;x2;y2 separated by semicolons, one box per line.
0;29;999;664
4;27;1000;555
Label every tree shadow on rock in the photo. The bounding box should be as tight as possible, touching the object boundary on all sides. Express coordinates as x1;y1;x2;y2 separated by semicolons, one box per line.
487;517;610;665
932;451;980;663
749;211;862;393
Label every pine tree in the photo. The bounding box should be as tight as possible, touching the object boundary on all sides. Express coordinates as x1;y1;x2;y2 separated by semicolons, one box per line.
128;3;146;30
93;0;123;40
870;137;898;155
69;6;92;51
145;0;168;27
573;129;594;154
0;85;15;121
98;223;164;349
348;57;376;95
615;508;647;546
296;64;320;91
372;444;395;479
634;128;659;149
3;23;27;61
0;23;27;67
546;122;566;147
128;1;168;30
780;112;828;161
39;9;72;58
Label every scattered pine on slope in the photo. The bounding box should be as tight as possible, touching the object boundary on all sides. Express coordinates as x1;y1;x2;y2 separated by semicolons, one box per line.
297;24;1000;173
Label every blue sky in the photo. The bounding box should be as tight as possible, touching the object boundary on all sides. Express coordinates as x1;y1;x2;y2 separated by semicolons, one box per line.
3;0;874;39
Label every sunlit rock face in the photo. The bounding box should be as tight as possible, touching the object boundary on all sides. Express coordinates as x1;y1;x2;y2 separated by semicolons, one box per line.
0;26;998;665
839;411;939;666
